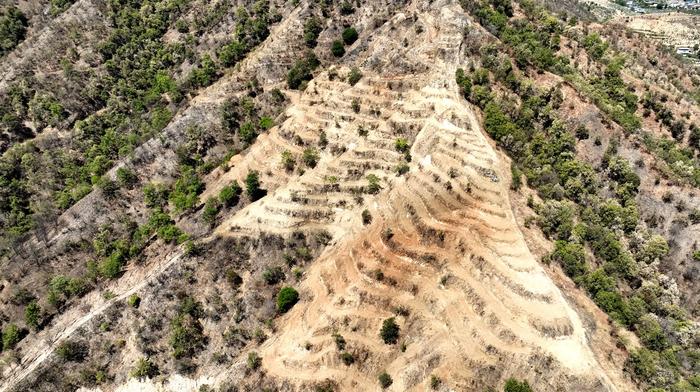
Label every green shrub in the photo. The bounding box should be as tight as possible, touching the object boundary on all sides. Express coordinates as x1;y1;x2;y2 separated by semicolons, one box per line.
287;51;320;89
537;200;575;240
351;98;360;113
550;241;587;278
202;197;221;224
636;315;668;351
340;1;354;14
24;301;41;330
218;40;248;67
276;286;299;313
302;147;320;168
130;357;159;379
628;348;660;380
2;324;21;349
219;182;242;207
0;6;27;55
347;67;363;86
340;352;354;365
333;333;346;350
342;27;358;45
430;375;442;390
504;378;533;392
116;167;137;187
99;249;126;279
379;317;399;344
455;68;472;98
378;372;393;389
263;266;285;285
362;209;372;225
245;171;265;201
395;138;410;153
247;351;262;370
143;182;169;208
127;293;141;308
281;150;296;171
331;40;345;57
259;116;274;130
303;17;323;47
56;340;87;362
366;174;381;194
188;54;218;89
169;308;206;359
169;166;204;212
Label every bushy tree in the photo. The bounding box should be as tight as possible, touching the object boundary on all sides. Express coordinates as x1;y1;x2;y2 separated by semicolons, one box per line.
348;67;363;86
56;340;88;362
287;52;320;89
2;324;21;349
0;6;28;56
303;17;323;47
245;170;265;201
550;240;587;278
378;372;393;388
302;147;320;168
379;317;399;344
130;357;159;379
331;40;345;57
504;378;533;392
24;301;41;330
366;174;381;194
276;286;299;313
342;27;358;45
281;150;295;171
202;197;220;224
169;166;204;212
219;181;242;207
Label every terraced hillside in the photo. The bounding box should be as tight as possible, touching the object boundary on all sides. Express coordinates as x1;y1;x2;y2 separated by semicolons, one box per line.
1;0;699;391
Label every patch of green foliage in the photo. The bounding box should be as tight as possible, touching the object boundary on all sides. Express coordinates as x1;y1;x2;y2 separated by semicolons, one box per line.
276;286;299;313
0;6;28;57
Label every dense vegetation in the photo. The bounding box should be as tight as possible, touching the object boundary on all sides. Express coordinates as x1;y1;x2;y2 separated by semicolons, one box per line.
0;6;28;57
0;0;281;363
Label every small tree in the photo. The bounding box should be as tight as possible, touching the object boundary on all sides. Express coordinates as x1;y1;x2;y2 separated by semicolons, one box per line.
378;372;393;388
362;209;372;225
127;293;141;308
302;147;320;168
130;357;159;379
281;150;296;171
331;40;345;57
219;181;242;207
342;27;358;45
25;301;41;330
2;324;21;349
245;171;265;201
504;378;533;392
203;197;221;224
366;174;381;194
351;98;360;113
247;352;262;370
277;286;299;313
348;67;363;86
263;266;285;285
430;375;442;390
379;317;400;344
340;352;354;365
56;340;88;362
303;17;323;47
394;138;410;153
